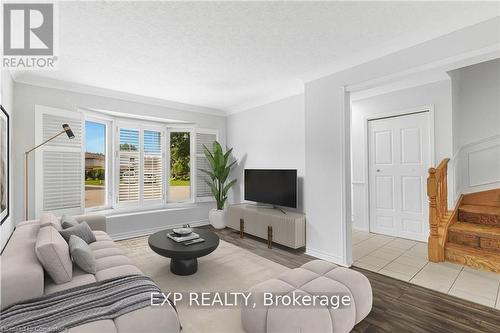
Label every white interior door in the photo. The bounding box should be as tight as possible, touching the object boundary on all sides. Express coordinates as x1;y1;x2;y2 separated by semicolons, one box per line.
368;111;430;242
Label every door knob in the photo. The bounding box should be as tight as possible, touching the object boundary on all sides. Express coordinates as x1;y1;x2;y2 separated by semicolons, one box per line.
376;169;380;172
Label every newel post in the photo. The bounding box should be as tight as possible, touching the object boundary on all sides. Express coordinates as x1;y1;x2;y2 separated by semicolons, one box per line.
427;168;442;262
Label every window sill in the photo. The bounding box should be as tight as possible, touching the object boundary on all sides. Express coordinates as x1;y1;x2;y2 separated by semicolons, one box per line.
84;201;214;218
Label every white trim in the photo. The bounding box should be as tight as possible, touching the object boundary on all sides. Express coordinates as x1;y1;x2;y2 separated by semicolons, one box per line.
459;133;500;152
362;105;434;241
352;225;370;233
12;76;226;117
84;202;203;217
305;247;349;267
468;144;500;187
226;91;304;115
350;72;450;102
343;44;500;92
109;219;209;241
340;87;352;267
83;116;113;212
454;134;500;195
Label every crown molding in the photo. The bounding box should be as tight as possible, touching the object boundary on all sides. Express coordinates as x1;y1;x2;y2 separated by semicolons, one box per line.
225;83;304;115
11;74;226;117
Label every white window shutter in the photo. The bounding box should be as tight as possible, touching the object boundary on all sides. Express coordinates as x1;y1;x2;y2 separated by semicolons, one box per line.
143;130;163;201
118;128;140;203
35;106;83;218
195;130;218;201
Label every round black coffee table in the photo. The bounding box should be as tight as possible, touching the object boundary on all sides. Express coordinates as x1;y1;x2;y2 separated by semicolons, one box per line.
148;229;219;276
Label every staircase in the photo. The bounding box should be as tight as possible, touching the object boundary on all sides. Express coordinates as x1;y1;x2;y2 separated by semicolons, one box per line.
444;190;500;272
427;160;500;272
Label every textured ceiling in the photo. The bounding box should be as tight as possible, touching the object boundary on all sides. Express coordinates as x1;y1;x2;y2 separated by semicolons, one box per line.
12;1;500;113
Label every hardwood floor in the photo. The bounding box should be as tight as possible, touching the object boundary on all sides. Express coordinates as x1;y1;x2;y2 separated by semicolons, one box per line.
201;226;500;333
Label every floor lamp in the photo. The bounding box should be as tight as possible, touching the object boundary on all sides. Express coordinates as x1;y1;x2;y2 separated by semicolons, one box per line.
25;124;75;220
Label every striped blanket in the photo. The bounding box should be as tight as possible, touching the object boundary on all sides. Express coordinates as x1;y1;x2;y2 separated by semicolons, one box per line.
0;275;169;333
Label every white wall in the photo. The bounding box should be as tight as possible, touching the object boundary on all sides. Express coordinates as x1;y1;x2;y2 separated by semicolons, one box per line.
12;82;226;238
1;71;14;251
351;80;453;231
304;17;499;266
449;59;500;195
227;94;306;212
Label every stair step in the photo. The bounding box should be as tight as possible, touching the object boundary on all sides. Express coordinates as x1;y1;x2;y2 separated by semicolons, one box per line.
445;243;500;273
458;204;500;226
448;222;500;252
449;222;500;239
463;188;500;207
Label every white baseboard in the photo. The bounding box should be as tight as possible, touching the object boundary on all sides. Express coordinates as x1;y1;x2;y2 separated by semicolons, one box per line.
352;225;369;232
110;219;210;241
305;247;349;267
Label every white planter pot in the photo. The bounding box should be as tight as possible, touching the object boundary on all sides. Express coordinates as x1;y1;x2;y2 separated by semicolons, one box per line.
209;208;226;229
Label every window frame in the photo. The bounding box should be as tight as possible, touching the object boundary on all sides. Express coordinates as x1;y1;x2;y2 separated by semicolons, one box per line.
142;126;165;205
80;109;220;213
115;124;142;207
194;128;220;203
84;116;113;212
166;126;195;204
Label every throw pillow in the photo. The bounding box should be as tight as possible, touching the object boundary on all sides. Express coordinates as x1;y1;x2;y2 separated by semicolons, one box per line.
39;212;62;231
69;235;96;274
35;226;73;284
61;215;79;229
59;221;96;244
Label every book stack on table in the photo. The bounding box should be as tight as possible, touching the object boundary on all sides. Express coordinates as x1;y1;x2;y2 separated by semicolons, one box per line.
167;232;200;243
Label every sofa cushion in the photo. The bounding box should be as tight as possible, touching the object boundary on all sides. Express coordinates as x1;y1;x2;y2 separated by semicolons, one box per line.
61;215;79;229
242;260;372;333
1;223;44;310
67;320;117;333
94;230;113;242
114;305;180;333
39;212;62;231
35;226;73;284
92;247;123;259
60;222;96;244
90;240;117;251
45;268;97;295
95;265;143;281
96;255;133;272
69;235;97;274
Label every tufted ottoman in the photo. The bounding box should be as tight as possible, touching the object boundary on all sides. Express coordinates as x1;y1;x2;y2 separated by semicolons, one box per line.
241;260;372;333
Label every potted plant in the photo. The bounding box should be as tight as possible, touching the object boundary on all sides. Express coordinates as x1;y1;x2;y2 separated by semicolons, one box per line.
200;141;237;229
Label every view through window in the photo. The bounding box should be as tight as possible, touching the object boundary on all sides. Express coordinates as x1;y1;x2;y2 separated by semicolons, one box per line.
85;121;106;208
118;128;140;203
169;132;191;202
144;130;163;201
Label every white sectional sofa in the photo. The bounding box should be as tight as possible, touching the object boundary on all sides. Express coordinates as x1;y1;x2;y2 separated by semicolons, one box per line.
1;214;180;333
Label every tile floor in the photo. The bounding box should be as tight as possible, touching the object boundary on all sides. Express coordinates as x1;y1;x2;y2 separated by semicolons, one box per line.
352;229;500;309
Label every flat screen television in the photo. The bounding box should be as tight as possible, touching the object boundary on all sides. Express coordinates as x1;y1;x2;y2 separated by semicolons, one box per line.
244;169;297;208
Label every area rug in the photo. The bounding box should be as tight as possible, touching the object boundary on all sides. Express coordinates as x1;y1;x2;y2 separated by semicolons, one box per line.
116;236;290;333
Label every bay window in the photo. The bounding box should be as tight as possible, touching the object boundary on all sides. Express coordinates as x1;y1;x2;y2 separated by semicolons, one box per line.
143;130;163;201
79;113;219;212
168;130;192;203
84;120;108;209
118;128;140;203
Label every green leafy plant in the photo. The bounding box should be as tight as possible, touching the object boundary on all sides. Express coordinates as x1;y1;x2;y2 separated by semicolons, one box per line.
199;141;237;210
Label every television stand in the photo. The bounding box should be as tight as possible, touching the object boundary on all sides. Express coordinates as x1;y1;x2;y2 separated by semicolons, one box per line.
267;206;287;215
247;203;287;214
227;204;306;249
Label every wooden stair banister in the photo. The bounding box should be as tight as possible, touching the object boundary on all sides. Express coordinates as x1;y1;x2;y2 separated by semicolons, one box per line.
427;158;450;262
